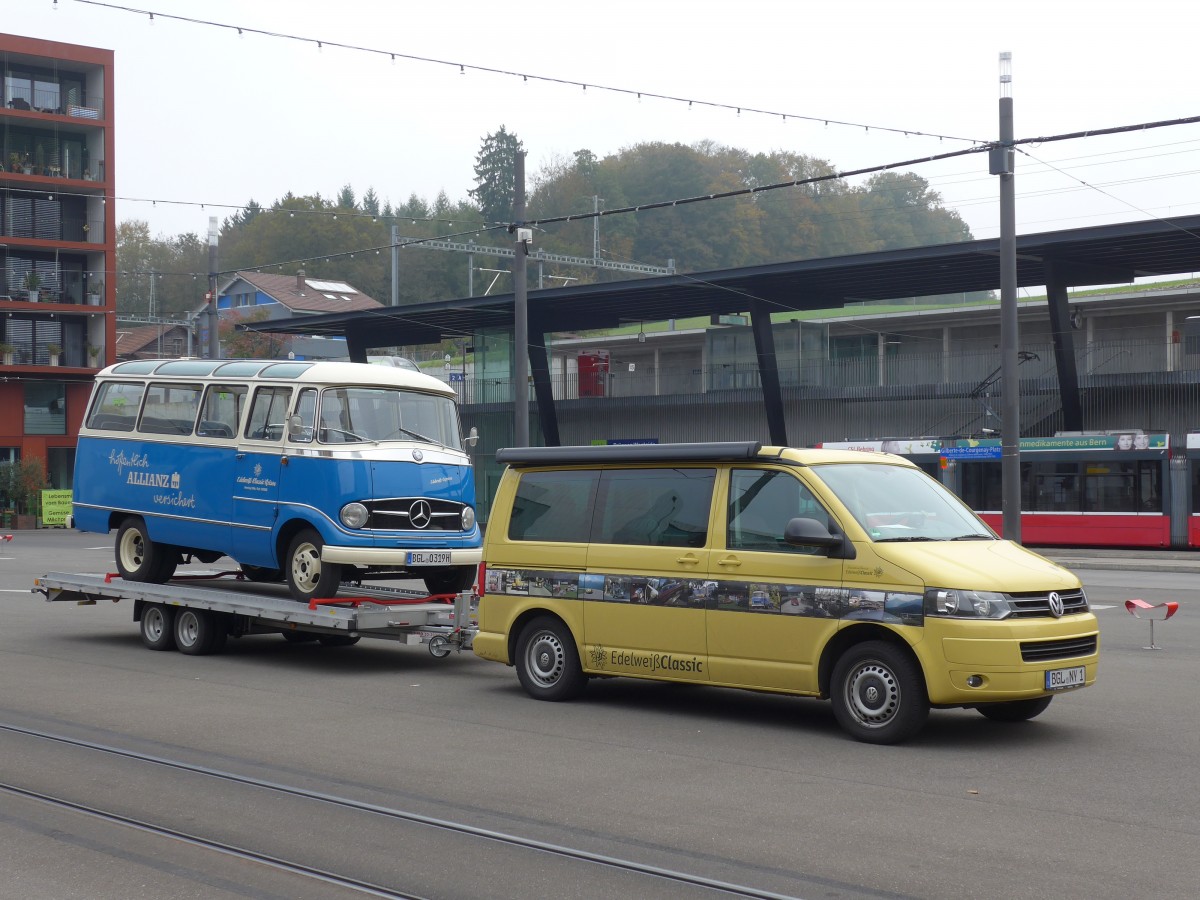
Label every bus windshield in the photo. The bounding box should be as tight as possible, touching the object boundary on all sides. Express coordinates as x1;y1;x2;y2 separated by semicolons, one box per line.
317;387;461;447
812;462;994;542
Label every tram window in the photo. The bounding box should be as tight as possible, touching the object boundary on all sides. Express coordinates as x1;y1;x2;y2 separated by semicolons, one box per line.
1031;463;1080;512
1083;462;1139;513
959;461;1002;510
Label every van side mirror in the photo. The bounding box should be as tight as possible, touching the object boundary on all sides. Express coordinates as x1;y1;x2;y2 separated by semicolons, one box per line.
464;426;479;448
287;414;305;438
784;516;843;548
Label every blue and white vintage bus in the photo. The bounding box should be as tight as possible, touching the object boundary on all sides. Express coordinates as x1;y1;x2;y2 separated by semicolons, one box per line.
73;358;482;602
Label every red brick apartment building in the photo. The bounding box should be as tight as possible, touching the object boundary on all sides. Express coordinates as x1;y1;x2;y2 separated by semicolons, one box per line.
1;33;114;490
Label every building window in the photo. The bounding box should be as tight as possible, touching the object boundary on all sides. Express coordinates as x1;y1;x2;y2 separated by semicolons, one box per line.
24;382;66;435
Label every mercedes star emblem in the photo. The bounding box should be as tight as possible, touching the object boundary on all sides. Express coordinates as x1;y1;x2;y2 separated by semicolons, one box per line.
409;499;432;529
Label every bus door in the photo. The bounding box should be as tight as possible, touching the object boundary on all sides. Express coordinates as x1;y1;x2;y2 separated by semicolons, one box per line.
706;468;844;693
583;467;716;681
233;385;291;565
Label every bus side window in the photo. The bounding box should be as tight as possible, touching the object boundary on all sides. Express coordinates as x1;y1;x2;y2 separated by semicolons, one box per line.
244;386;292;441
86;381;144;432
137;382;202;436
197;384;247;439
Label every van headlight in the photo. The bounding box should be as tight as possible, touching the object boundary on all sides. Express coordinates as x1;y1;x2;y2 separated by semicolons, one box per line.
924;588;1012;619
461;506;475;530
340;502;369;529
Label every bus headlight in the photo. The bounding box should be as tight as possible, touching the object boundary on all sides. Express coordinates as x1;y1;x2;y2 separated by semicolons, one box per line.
461;506;476;530
924;588;1012;619
340;502;369;529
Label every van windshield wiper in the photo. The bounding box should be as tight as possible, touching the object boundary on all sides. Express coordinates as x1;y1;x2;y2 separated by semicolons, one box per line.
949;533;994;541
379;426;441;446
874;536;937;542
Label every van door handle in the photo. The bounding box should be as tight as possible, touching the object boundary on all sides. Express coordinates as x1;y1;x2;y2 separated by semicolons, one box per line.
675;555;700;565
236;453;246;460
716;557;742;568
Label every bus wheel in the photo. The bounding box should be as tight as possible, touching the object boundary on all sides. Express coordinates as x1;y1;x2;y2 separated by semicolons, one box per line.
174;609;225;656
240;565;283;583
115;517;170;583
831;641;928;744
285;529;342;603
515;616;587;701
977;696;1053;722
424;566;475;596
140;603;176;651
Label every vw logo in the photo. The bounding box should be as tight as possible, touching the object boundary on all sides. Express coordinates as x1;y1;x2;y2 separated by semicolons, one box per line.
409;499;432;529
1047;591;1065;618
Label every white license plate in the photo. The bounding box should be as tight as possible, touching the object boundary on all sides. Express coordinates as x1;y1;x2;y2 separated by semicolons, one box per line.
1045;666;1086;691
407;551;452;566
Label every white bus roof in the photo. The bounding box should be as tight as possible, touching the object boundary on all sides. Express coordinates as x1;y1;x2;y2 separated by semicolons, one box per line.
98;358;455;396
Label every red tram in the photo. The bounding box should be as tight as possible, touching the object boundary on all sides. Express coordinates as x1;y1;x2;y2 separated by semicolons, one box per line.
817;433;1178;549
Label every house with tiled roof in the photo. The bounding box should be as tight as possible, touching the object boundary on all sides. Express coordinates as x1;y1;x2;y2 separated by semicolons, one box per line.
201;270;385;358
114;323;193;360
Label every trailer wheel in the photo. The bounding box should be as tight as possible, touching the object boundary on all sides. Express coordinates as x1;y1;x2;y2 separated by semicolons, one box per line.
285;529;342;603
428;635;451;658
515;616;587;701
317;634;361;647
977;696;1053;722
830;641;928;744
115;517;172;583
280;630;318;643
140;603;176;651
174;609;224;656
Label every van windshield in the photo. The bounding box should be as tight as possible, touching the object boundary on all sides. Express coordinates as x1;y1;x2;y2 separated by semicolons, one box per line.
317;387;461;447
811;463;994;542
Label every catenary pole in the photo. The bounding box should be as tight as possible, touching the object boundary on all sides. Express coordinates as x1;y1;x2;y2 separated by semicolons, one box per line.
997;52;1021;542
513;151;529;447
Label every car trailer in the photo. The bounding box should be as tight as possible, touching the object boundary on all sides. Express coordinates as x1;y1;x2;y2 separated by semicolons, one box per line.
33;571;477;658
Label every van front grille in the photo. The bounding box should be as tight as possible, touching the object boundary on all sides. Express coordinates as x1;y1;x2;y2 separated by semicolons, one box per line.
1020;636;1097;662
364;498;465;531
1006;589;1089;618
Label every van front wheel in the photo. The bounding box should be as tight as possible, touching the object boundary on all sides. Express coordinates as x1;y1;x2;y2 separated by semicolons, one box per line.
831;641;928;744
286;529;342;603
515;617;587;701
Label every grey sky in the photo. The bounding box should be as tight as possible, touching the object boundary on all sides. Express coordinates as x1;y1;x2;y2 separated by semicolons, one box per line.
8;0;1199;261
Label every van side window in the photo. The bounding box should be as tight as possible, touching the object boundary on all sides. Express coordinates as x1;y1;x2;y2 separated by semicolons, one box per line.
508;470;597;542
728;469;827;554
137;382;202;436
86;381;144;431
244;386;292;441
594;468;715;548
292;388;317;443
197;384;247;438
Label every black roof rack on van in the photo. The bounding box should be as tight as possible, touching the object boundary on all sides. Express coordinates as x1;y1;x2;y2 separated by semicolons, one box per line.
496;441;765;467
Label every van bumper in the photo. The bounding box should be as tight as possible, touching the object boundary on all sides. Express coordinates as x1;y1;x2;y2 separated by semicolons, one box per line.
321;546;483;566
473;630;510;664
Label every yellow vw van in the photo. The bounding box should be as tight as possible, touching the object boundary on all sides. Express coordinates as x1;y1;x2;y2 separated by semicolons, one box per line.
474;442;1099;743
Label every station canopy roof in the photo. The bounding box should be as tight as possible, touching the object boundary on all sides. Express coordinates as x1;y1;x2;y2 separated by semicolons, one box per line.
247;213;1200;347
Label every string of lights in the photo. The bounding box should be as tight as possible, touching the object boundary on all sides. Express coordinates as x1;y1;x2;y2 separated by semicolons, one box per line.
67;0;985;145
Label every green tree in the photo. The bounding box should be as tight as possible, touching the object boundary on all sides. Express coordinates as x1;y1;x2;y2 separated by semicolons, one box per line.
0;456;47;515
470;125;524;226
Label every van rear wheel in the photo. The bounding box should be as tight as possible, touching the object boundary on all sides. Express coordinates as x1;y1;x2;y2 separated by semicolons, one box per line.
830;641;928;744
515;616;587;701
285;528;342;603
977;696;1053;722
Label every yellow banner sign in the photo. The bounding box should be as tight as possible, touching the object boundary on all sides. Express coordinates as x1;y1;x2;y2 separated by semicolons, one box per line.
41;489;73;526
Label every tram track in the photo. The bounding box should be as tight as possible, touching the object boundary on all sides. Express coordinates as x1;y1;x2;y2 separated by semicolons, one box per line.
0;722;803;900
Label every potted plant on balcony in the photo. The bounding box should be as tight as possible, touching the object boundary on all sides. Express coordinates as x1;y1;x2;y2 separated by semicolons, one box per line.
0;342;14;366
86;277;103;305
24;271;41;302
7;152;20;173
87;344;102;367
45;342;61;366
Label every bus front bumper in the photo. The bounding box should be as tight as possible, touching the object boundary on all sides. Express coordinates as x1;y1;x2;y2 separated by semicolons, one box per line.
320;546;483;567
